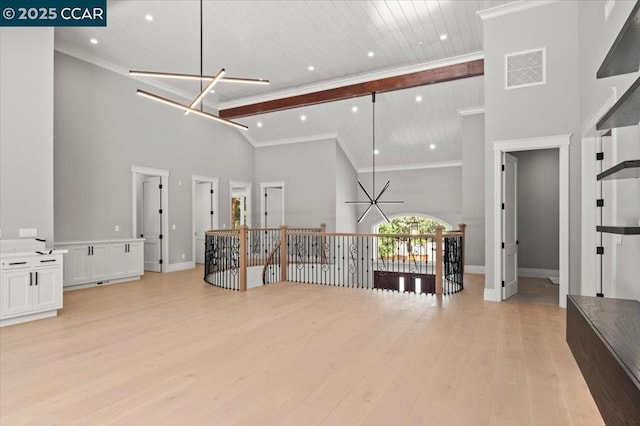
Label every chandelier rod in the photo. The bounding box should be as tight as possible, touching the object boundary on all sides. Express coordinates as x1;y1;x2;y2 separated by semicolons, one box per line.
199;0;203;111
372;91;376;197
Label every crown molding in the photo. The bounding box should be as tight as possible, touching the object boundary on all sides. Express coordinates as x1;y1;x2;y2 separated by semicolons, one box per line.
218;51;484;111
477;1;559;21
358;160;463;174
457;106;485;116
253;132;338;149
55;42;218;110
334;133;360;174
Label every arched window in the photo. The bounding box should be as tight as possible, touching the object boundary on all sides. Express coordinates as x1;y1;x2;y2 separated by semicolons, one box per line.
372;214;451;235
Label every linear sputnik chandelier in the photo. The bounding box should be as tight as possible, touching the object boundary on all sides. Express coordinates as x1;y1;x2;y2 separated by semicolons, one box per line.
346;92;403;223
129;0;269;130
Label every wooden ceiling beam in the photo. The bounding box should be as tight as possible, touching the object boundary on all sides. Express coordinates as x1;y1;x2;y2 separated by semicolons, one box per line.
219;59;484;119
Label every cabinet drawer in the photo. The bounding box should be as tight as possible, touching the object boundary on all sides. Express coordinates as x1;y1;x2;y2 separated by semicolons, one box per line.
1;260;31;270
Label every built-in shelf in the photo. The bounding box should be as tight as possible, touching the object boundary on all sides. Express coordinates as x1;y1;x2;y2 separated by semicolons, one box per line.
597;1;640;79
597;76;640;130
597;159;640;180
597;226;640;235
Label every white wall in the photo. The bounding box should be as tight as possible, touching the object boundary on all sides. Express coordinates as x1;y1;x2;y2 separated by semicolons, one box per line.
578;0;640;301
483;1;581;294
335;144;357;232
356;166;462;233
54;53;254;264
511;149;559;271
254;139;337;231
0;28;54;245
461;113;485;267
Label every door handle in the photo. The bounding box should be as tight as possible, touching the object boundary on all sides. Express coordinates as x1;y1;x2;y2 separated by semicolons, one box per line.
29;272;33;286
35;271;38;286
88;246;91;256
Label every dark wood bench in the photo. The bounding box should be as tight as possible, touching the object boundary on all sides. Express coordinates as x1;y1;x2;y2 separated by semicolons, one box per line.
566;295;640;425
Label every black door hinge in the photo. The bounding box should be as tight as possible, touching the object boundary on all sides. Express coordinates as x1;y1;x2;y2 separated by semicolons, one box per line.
596;152;604;161
501;242;505;249
501;203;505;210
210;189;214;194
159;234;163;240
501;164;505;171
158;209;163;214
502;281;505;288
210;211;214;215
159;259;163;265
596;199;604;207
597;246;604;255
159;184;163;189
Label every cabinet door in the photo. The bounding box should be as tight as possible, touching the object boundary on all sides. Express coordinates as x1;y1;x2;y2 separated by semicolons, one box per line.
32;267;62;312
68;246;91;285
126;242;144;276
90;244;109;281
0;270;32;319
108;243;127;279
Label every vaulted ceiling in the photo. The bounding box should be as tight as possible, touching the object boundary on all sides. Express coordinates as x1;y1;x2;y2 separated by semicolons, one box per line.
55;0;507;170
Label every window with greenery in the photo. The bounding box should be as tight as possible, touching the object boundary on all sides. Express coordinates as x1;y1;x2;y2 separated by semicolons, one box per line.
376;216;448;259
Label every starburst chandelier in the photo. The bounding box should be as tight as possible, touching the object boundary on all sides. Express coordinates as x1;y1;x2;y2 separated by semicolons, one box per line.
346;92;403;223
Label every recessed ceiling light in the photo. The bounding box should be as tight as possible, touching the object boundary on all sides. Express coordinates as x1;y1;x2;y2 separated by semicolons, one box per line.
308;65;314;71
374;149;380;155
415;95;423;102
429;143;436;150
440;34;448;41
145;14;154;22
209;89;215;93
300;115;307;121
368;51;375;57
351;106;358;113
90;38;98;45
257;122;263;127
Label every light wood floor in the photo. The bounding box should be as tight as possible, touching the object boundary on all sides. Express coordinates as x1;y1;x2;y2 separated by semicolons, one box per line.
505;277;560;306
0;268;603;425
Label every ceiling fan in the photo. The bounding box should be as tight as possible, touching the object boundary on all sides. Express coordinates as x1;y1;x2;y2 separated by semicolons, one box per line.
129;0;269;130
346;92;403;223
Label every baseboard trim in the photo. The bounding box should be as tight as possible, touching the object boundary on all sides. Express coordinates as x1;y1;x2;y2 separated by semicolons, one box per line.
166;261;195;272
63;276;141;291
484;287;500;302
465;265;485;274
0;310;57;327
518;268;559;278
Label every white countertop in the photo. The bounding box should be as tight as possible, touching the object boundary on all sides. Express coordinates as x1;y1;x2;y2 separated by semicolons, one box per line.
55;238;145;245
1;249;67;259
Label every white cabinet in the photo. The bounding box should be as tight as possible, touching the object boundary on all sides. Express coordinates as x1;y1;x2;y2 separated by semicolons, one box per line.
126;242;144;276
0;252;65;326
0;270;32;318
56;239;145;288
67;244;108;285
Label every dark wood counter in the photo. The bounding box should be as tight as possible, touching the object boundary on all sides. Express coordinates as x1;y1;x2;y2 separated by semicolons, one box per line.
566;295;640;425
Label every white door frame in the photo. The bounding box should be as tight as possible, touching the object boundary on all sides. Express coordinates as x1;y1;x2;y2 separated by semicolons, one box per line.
229;180;252;228
260;181;285;228
131;165;170;273
581;88;617;298
192;174;219;265
491;134;570;307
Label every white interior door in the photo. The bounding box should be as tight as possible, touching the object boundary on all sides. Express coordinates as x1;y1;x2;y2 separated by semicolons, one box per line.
142;176;162;272
195;182;213;264
502;153;518;299
263;186;284;228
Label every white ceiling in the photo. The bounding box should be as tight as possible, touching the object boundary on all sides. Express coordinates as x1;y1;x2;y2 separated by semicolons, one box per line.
55;0;504;169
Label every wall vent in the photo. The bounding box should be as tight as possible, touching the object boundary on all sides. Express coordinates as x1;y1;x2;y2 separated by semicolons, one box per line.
505;48;546;90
